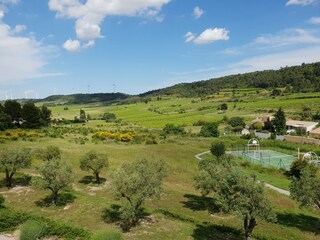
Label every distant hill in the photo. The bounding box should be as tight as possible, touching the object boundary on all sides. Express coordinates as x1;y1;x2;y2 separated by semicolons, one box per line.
36;92;130;105
140;62;320;97
25;62;320;105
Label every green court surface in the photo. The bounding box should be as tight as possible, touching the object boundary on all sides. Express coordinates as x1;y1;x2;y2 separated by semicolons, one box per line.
232;150;295;170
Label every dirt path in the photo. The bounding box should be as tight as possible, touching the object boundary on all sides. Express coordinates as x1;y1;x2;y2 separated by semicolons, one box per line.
194;151;290;196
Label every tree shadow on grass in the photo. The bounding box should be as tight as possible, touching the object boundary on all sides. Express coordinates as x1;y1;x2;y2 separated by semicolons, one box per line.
192;222;243;240
78;175;106;185
102;204;122;223
0;174;31;188
35;191;76;207
182;194;221;213
277;212;320;235
102;204;150;232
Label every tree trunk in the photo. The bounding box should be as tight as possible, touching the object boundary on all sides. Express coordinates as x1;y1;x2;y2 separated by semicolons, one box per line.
95;172;100;183
244;216;257;240
5;171;12;188
51;191;59;205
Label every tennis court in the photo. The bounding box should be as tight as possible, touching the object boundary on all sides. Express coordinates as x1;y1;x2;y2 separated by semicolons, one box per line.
232;150;295;170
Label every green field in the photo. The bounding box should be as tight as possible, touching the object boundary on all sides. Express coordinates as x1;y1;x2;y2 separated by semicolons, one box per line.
1;90;320;240
48;91;320;128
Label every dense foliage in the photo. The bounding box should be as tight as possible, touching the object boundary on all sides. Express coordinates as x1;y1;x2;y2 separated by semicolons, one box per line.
0;100;51;129
199;122;220;137
140;62;320;97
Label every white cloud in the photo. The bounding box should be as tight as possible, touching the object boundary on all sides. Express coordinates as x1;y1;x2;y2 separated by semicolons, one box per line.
184;31;195;42
0;9;3;18
229;46;320;74
193;6;203;19
83;40;95;48
252;28;320;49
286;0;318;5
11;24;26;34
63;39;81;52
0;11;61;84
49;0;171;51
185;28;229;44
309;16;320;24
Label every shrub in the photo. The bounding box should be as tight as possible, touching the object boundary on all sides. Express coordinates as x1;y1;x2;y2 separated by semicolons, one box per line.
199;122;219;137
163;124;186;135
92;229;124;240
20;220;47;240
210;141;226;159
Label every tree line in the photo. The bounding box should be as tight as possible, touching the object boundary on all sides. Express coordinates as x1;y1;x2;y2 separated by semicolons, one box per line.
0;100;51;130
140;62;320;97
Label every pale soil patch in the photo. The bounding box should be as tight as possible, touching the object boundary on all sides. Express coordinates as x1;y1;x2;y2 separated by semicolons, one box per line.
0;186;33;196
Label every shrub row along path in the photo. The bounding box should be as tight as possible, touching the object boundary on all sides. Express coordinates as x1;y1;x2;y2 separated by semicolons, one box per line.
194;151;290;196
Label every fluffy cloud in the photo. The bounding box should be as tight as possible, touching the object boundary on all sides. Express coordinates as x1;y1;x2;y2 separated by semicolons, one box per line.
193;6;203;19
286;0;318;6
63;39;81;52
49;0;171;51
0;11;60;83
185;28;229;44
309;16;320;24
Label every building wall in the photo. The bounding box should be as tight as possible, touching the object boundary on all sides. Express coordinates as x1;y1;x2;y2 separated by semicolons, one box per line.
284;135;320;145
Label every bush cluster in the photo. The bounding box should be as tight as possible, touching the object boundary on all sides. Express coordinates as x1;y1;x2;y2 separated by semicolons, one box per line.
93;131;135;142
0;129;42;141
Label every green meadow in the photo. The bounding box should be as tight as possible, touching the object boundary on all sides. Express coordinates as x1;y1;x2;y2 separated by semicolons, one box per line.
1;89;320;239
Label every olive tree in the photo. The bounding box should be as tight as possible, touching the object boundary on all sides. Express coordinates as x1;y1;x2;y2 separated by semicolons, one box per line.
37;146;61;162
80;150;108;183
195;159;275;240
290;164;320;209
112;158;167;231
0;148;31;187
34;159;73;205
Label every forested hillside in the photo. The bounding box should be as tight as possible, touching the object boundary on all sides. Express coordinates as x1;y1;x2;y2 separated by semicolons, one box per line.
39;93;129;105
141;62;320;97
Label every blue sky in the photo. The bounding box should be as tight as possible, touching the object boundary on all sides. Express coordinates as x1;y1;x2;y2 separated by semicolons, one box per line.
0;0;320;99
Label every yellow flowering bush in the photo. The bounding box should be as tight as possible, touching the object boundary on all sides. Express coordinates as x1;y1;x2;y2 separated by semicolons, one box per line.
92;131;135;142
0;129;42;140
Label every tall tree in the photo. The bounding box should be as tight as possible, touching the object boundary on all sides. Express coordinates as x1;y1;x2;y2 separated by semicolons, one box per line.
195;160;275;240
21;102;41;128
4;100;21;120
39;105;52;126
80;150;108;183
272;107;286;135
34;159;73;205
0;148;31;187
112;158;167;231
0;112;12;130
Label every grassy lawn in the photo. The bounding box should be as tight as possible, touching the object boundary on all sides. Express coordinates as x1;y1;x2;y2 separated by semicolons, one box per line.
2;91;320;239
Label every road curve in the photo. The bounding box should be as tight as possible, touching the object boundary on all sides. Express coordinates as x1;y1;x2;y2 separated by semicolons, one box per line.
194;151;290;196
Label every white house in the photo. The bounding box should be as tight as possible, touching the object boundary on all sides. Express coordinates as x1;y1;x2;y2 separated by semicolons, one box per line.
286;120;318;133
